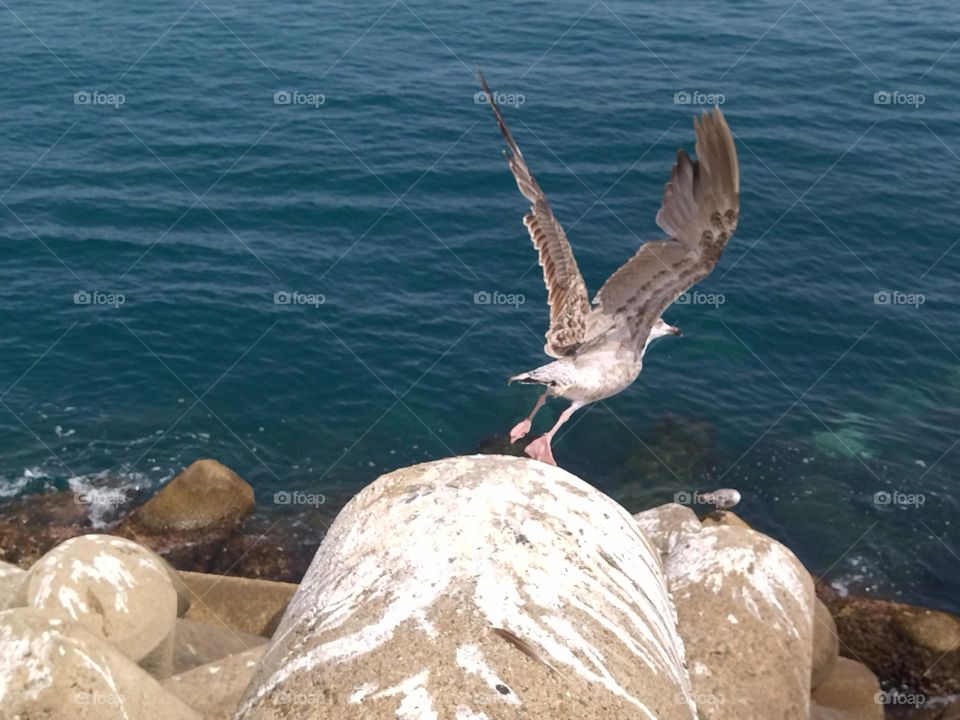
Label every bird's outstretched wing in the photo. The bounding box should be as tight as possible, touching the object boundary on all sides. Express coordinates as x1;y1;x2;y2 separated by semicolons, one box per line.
479;72;589;358
584;108;739;354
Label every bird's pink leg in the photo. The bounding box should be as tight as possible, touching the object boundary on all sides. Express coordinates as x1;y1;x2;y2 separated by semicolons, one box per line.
509;391;548;443
525;402;584;466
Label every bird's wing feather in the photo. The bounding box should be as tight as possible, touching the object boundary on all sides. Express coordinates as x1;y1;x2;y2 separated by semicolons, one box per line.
479;72;589;358
584;107;739;353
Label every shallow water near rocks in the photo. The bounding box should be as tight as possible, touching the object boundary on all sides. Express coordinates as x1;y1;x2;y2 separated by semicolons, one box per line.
0;1;957;612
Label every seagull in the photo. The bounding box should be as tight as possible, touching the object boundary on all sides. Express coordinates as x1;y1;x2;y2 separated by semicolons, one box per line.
479;73;740;466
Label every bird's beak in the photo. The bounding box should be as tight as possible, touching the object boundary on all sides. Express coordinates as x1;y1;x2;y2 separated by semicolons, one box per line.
670;326;683;337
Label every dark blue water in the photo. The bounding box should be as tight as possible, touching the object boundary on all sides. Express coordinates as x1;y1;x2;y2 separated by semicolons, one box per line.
1;0;957;610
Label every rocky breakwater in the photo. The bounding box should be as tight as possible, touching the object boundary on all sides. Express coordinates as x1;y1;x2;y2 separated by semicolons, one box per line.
0;533;297;719
236;454;697;720
2;453;954;719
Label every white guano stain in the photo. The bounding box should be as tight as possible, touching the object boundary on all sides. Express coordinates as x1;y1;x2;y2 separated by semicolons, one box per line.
667;527;810;638
239;456;694;717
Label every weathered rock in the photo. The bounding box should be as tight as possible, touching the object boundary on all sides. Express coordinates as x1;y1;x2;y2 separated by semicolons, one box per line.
811;657;883;720
164;646;266;719
237;455;696;719
173;618;267;674
822;594;960;695
0;559;25;611
20;534;179;677
664;524;814;719
0;607;200;719
121;459;254;536
179;570;297;637
700;509;751;529
633;502;701;558
812;597;839;690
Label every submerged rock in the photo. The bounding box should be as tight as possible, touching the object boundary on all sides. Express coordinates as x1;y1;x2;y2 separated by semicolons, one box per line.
119;459;254;538
0;606;200;719
822;594;960;696
664;524;814;719
237;455;696;719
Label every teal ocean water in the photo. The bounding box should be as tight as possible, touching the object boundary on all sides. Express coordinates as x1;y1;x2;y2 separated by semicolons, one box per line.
0;1;958;609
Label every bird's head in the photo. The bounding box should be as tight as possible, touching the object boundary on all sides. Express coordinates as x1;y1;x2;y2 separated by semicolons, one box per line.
651;319;682;340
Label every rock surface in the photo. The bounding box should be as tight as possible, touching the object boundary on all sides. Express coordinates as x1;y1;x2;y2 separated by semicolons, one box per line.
238;455;696;719
810;656;884;720
0;559;25;610
822;593;960;695
121;459;255;536
812;597;839;690
664;524;814;719
179;570;297;637
19;534;179;676
633;502;700;558
0;606;200;719
173;617;267;674
164;646;267;719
